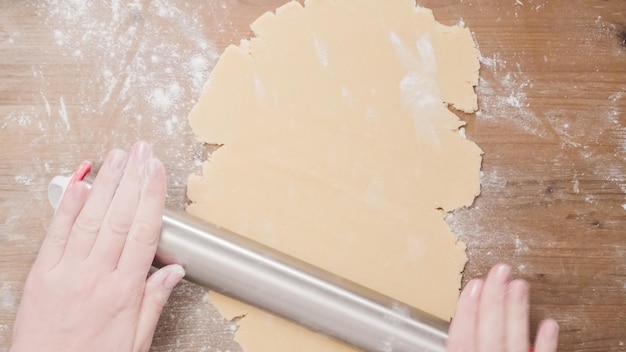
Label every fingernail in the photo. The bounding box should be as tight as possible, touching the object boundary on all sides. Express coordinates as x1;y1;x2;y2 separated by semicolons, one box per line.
164;265;185;290
468;280;482;299
107;149;127;171
132;141;152;161
543;319;560;336
495;264;511;283
145;158;161;178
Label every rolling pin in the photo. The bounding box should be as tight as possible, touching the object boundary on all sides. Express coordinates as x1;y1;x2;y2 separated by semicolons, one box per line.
48;170;450;352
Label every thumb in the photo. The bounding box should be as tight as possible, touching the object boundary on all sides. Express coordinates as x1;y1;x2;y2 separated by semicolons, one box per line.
134;264;185;352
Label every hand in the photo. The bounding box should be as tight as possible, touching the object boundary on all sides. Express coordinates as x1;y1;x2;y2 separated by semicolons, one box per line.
10;142;185;352
447;264;559;352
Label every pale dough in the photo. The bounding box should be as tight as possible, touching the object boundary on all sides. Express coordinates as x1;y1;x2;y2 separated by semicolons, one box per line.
186;0;481;351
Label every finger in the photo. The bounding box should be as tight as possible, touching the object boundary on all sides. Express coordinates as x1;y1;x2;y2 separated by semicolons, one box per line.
89;142;152;269
533;319;559;352
506;279;530;352
133;264;185;352
476;264;510;352
446;279;483;352
34;182;89;271
62;150;128;264
117;157;166;277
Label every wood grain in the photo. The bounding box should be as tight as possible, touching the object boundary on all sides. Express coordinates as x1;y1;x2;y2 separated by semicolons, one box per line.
1;0;625;351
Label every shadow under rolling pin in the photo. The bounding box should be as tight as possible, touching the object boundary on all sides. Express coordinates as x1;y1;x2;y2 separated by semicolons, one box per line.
48;172;449;352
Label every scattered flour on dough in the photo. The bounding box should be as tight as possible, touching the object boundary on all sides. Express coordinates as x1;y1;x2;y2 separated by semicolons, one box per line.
187;1;481;351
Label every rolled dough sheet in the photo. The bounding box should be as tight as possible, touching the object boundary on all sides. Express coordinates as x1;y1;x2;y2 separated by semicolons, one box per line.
187;0;481;350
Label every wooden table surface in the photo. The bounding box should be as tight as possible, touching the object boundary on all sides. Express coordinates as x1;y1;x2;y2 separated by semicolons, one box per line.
1;0;625;351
